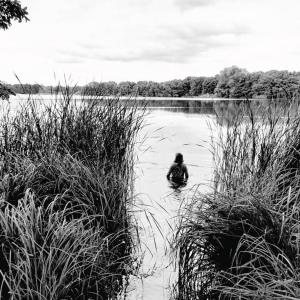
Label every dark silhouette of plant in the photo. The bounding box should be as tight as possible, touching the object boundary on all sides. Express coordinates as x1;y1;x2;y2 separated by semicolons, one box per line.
0;0;29;30
0;81;15;100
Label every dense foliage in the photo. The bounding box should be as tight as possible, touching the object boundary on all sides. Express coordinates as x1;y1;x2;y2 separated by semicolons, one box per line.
4;66;300;99
0;0;29;30
0;81;15;100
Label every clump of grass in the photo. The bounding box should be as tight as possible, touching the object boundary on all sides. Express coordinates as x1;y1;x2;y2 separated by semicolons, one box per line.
0;192;128;299
0;86;144;299
174;99;300;299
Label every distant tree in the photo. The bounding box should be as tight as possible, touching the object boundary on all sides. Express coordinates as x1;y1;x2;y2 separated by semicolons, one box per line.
164;79;188;97
0;81;15;100
154;82;167;96
182;77;193;96
83;81;118;96
253;70;300;99
229;73;257;98
0;0;29;30
96;83;108;96
145;81;162;97
161;82;173;97
11;83;40;94
247;72;263;97
83;82;101;96
189;77;205;96
202;77;218;95
40;85;54;94
118;81;136;96
29;83;40;94
215;66;255;98
135;81;150;96
105;81;118;95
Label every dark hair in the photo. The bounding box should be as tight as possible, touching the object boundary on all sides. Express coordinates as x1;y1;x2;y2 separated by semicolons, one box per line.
174;153;183;164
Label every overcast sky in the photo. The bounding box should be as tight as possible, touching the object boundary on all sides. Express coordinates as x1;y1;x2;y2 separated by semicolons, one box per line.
1;0;300;84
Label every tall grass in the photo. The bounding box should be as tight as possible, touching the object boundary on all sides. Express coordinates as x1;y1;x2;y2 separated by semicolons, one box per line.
174;99;300;299
0;86;145;299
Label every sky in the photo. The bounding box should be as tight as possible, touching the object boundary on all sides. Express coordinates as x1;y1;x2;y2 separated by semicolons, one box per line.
1;0;300;85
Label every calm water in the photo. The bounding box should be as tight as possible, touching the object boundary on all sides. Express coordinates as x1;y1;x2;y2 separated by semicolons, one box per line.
127;107;216;300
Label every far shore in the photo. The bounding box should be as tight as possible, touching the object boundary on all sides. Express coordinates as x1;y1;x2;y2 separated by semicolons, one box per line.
11;94;268;102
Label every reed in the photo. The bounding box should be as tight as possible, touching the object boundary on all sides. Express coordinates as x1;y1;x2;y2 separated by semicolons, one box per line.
174;99;300;299
0;86;145;299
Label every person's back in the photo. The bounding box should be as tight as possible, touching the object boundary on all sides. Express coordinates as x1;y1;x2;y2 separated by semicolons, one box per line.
167;153;189;184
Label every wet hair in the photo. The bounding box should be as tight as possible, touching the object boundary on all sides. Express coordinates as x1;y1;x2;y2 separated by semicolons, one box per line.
174;153;183;164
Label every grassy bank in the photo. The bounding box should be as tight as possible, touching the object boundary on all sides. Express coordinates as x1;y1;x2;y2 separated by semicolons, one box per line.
0;87;144;299
174;99;300;299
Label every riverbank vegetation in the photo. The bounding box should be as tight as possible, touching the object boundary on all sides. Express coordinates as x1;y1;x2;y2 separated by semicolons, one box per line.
0;87;144;299
174;99;300;299
3;66;300;100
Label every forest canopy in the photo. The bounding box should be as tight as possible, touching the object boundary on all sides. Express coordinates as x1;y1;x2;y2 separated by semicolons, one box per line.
3;66;300;99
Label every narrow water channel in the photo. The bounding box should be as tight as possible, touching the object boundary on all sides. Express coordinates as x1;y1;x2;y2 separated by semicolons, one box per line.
128;107;215;300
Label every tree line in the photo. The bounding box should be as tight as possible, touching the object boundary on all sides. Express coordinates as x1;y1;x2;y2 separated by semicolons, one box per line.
3;66;300;100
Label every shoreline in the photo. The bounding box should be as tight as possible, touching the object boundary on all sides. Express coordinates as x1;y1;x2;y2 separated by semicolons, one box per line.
11;94;268;102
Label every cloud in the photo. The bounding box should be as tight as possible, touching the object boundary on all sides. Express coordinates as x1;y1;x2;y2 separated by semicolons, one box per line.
56;58;84;64
174;0;214;10
97;45;202;63
57;22;249;64
160;24;249;43
58;41;211;64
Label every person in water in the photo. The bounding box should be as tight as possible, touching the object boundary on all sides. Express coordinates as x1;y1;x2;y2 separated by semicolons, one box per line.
166;153;189;186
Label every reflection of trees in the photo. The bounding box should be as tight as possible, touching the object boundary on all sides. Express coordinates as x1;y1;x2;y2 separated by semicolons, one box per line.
147;100;215;115
213;100;271;126
213;99;298;126
136;98;299;123
147;99;278;120
213;101;242;126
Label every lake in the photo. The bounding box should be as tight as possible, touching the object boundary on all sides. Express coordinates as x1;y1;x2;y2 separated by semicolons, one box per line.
127;106;218;300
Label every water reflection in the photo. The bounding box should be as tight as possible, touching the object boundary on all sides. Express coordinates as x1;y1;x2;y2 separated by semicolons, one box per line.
130;107;214;300
147;98;299;127
147;99;252;126
147;98;297;127
168;180;187;191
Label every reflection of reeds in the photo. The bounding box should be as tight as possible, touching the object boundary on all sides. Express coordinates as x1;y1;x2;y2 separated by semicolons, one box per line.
0;85;145;299
174;99;300;299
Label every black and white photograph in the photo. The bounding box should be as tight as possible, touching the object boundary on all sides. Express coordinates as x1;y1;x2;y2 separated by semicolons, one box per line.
1;0;300;299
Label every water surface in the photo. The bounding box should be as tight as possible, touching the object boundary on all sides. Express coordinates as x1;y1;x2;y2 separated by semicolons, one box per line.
128;107;215;299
